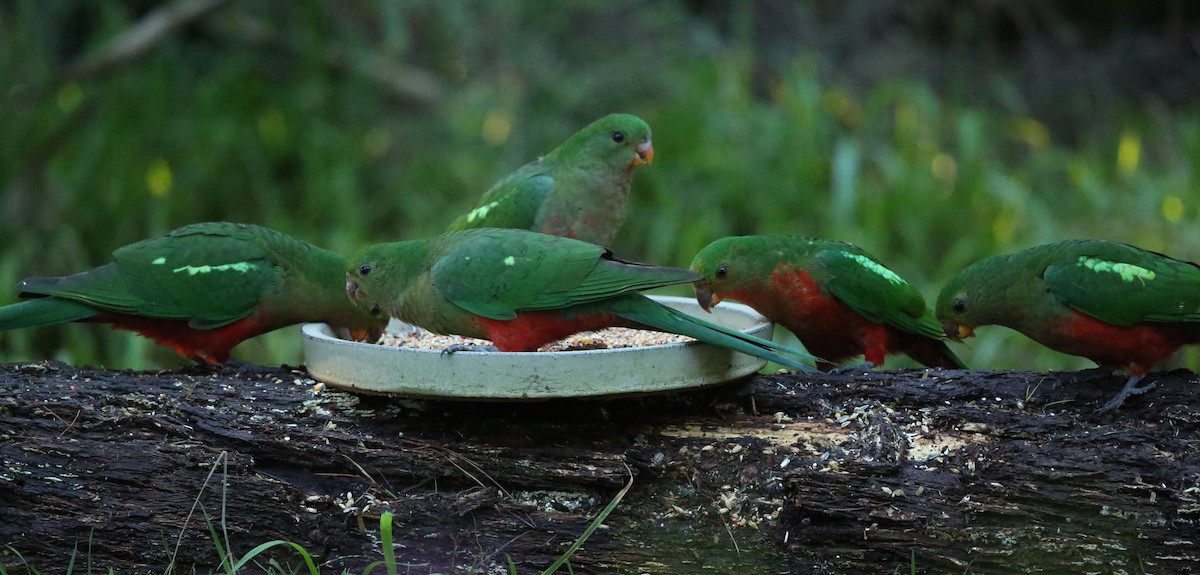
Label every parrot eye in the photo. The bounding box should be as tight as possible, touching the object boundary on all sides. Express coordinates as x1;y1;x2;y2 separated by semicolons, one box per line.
358;264;372;276
611;131;625;143
370;304;382;315
716;264;729;279
953;299;966;313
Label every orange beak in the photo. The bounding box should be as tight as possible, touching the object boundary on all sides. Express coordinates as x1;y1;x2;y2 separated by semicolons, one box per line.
348;327;373;342
632;140;654;167
942;322;974;341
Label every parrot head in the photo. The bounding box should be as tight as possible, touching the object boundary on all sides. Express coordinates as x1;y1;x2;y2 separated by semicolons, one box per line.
344;241;424;323
935;260;995;341
689;236;766;312
937;297;976;341
345;266;386;321
566;113;654;171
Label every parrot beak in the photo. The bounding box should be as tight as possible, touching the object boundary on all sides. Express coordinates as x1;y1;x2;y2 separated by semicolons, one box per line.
942;321;974;341
348;326;380;343
632;140;654;167
346;277;365;301
694;281;721;312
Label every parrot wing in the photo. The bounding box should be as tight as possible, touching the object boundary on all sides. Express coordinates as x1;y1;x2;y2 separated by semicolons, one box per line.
1043;242;1200;326
19;223;282;329
816;247;945;339
431;231;697;320
447;163;555;232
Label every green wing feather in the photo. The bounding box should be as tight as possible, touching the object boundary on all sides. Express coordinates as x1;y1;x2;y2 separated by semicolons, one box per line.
17;222;282;329
1043;241;1200;326
447;164;555;231
432;230;698;319
815;246;945;339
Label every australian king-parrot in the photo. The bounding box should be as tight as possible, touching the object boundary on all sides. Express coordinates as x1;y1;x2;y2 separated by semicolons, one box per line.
0;222;387;364
690;235;964;371
936;239;1200;412
447;113;653;246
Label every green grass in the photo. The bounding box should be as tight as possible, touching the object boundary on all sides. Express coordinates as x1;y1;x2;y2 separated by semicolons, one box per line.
1;2;1197;372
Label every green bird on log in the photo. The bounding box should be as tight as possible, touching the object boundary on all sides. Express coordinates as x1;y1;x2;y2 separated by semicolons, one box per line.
344;228;818;372
0;222;387;365
936;239;1200;412
690;235;964;371
447;113;653;246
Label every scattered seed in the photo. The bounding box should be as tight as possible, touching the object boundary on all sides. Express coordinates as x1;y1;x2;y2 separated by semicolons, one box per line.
378;326;694;351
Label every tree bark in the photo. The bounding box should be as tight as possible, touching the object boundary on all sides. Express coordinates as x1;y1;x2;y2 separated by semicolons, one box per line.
1;362;1197;574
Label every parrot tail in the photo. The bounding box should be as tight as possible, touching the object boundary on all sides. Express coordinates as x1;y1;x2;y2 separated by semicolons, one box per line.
615;297;820;373
0;298;98;331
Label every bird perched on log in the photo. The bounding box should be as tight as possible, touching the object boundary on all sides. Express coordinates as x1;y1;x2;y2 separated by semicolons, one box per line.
936;239;1200;412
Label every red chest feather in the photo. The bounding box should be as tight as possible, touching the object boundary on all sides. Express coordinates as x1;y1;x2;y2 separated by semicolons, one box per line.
727;266;887;366
477;310;627;352
766;267;850;327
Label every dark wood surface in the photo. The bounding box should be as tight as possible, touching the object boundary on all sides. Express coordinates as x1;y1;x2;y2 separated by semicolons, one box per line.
2;361;1197;574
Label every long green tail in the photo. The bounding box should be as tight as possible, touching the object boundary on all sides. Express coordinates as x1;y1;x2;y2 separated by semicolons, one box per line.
614;296;820;373
0;298;98;330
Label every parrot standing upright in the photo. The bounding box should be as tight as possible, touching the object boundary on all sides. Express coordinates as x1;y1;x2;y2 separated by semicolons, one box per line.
447;113;653;246
0;222;388;365
936;239;1200;412
689;235;964;371
344;228;819;372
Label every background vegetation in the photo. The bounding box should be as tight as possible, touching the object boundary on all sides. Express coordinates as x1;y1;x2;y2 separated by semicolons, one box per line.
2;0;1198;371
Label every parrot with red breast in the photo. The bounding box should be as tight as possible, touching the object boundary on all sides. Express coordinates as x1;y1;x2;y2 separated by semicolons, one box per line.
937;239;1200;412
690;235;964;371
0;222;387;365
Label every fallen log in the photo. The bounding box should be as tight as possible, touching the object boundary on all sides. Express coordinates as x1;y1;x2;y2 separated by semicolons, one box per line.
1;361;1197;573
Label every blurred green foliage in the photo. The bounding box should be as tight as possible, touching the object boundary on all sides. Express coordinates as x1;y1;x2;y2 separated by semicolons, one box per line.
1;1;1198;371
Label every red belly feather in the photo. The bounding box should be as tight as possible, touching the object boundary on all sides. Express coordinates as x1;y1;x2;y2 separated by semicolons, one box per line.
96;312;272;364
476;310;628;352
1057;312;1200;375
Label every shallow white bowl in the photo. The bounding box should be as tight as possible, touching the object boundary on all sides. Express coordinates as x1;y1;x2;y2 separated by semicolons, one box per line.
302;295;775;400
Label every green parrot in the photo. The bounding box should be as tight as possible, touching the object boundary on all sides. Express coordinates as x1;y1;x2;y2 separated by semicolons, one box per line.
344;228;819;372
447;113;653;246
936;239;1200;412
689;235;964;371
0;222;387;364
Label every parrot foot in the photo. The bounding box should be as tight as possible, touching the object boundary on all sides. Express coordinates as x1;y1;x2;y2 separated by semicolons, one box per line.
1094;374;1155;414
829;361;876;375
441;343;501;355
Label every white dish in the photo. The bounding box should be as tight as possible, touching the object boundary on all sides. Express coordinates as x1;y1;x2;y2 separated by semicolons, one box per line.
302;296;775;400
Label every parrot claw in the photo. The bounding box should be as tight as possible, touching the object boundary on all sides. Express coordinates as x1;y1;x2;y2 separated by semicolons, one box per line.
441;343;501;355
1094;374;1155;414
